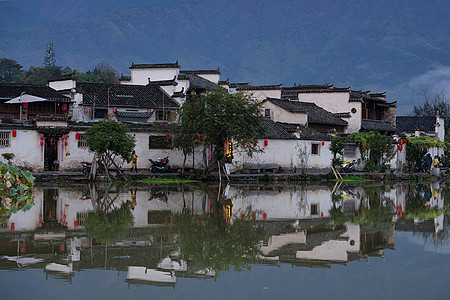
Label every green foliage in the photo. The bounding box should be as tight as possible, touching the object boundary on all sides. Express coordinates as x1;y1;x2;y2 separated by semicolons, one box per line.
0;58;23;83
172;210;266;274
348;131;395;171
76;63;118;84
43;41;56;67
0;162;35;222
406;136;448;171
84;201;134;244
86;120;135;163
413;91;450;134
179;90;266;176
330;135;346;165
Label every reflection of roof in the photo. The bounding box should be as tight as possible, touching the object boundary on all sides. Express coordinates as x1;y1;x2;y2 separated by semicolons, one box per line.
396;116;436;133
0;84;71;102
264;98;348;126
77;83;179;108
361;119;396;132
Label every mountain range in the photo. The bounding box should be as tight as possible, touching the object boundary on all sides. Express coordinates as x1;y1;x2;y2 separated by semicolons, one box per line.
1;0;449;113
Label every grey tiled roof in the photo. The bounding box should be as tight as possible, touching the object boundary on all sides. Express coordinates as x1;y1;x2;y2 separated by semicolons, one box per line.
396;116;436;133
360;119;396;132
129;62;180;69
0;83;71;102
116;111;152;123
77;83;179;109
258;118;295;140
279;123;331;141
264;98;348;126
182;68;221;75
179;72;223;91
237;84;283;91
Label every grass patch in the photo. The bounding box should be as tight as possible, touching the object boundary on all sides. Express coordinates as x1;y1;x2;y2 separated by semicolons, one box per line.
136;178;200;184
333;176;372;183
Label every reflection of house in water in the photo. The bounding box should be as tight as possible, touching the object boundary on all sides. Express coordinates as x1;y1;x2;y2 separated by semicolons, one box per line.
257;220;395;268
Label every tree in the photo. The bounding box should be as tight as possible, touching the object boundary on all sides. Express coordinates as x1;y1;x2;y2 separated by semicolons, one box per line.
85;120;135;181
179;90;266;178
76;63;118;84
413;91;450;139
405;136;448;171
43;41;56;67
0;58;23;83
0;162;35;222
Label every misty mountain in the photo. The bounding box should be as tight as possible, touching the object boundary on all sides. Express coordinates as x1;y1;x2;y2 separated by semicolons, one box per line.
1;0;449;113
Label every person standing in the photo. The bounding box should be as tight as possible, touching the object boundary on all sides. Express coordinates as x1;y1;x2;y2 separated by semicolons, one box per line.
432;155;440;176
131;151;138;172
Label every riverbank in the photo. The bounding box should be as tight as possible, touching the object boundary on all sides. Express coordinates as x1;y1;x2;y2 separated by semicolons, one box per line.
31;168;449;183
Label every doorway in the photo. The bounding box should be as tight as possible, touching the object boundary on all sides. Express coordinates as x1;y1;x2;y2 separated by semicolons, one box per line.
44;137;59;171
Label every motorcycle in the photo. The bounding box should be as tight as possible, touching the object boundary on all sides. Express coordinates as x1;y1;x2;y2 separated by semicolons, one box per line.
81;161;105;176
340;158;359;173
149;156;171;173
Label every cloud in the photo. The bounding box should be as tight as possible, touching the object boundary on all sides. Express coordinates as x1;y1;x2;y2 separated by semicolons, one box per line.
409;66;450;97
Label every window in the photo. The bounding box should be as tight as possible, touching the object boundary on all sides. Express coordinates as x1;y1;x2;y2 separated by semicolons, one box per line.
149;135;171;149
344;144;356;157
0;132;11;148
311;143;320;155
78;134;88;148
265;109;271;117
94;109;107;119
156;111;171;121
311;204;319;215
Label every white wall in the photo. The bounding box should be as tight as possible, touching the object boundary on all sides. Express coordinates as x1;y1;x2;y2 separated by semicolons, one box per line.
232;139;332;172
0;129;43;171
241;89;281;102
126;68;180;86
262;101;307;125
48;79;76;91
297;92;362;133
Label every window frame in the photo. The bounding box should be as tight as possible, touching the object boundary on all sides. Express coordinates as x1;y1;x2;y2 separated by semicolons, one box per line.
311;143;320;155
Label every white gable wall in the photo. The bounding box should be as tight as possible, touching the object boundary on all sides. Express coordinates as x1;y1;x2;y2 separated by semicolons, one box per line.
297;92;362;133
262;101;307;125
242;90;281;102
125;68;180;86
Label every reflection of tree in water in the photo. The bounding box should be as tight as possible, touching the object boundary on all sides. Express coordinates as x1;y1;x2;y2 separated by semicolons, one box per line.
84;183;134;245
330;186;395;228
172;184;266;275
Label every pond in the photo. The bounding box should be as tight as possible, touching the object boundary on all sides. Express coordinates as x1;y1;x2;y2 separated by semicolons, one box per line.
0;181;449;299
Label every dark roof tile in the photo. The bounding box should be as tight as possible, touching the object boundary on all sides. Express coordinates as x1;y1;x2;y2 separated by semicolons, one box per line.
361;119;396;132
0;83;71;102
129;61;180;69
264;98;348;126
77;83;179;108
396;116;436;133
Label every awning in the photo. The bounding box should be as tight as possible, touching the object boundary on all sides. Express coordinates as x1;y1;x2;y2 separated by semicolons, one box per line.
5;93;48;104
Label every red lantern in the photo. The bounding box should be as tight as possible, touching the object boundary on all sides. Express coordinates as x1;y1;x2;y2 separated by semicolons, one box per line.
264;139;268;147
165;133;170;141
84;106;89;113
64;141;68;146
164;218;169;227
253;141;257;147
40;134;44;139
65;135;68;140
50;138;53;144
321;212;324;218
113;107;117;113
10;222;15;231
199;134;204;142
263;212;267;220
405;138;408;144
59;245;65;252
252;213;256;220
399;139;403;145
241;214;246;221
322;141;325;146
40;140;44;146
75;132;80;141
398;144;403;151
360;145;364;151
62;103;67;111
22;103;28;109
198;218;202;225
74;219;78;228
12;130;16;138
